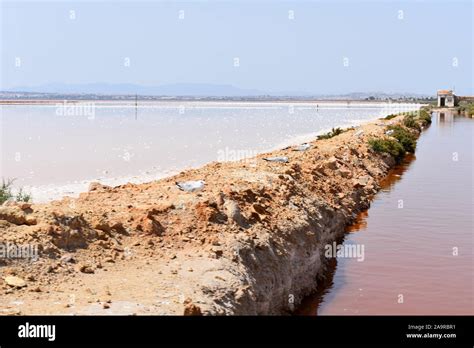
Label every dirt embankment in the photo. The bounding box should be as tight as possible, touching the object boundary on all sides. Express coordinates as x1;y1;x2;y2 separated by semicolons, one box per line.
0;115;426;315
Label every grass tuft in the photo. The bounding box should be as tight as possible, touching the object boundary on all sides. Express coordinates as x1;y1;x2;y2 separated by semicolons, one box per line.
317;127;345;140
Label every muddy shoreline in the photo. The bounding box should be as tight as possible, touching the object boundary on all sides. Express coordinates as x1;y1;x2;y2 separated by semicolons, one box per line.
0;112;429;315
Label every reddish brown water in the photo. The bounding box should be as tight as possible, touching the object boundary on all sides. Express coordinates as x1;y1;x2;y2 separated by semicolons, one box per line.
300;112;473;315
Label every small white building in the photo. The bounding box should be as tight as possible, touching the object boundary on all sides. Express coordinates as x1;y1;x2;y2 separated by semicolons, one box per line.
437;90;456;107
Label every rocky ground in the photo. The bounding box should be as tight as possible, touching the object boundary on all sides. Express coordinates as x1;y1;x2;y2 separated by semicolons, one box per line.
0;115;423;315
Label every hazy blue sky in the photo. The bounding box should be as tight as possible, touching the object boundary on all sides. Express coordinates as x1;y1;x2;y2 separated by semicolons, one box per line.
1;0;472;95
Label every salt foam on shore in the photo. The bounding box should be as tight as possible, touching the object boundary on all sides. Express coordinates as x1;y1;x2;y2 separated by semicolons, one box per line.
22;169;181;203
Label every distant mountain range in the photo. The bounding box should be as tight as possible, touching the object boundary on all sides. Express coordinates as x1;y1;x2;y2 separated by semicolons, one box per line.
5;83;276;97
2;83;432;100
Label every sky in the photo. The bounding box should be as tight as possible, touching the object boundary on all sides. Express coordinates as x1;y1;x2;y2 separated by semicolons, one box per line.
1;0;473;95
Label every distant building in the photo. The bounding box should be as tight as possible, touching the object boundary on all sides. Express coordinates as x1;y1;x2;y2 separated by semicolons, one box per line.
437;90;457;107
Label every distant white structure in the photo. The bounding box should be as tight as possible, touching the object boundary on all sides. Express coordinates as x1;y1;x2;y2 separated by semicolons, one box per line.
437;90;456;107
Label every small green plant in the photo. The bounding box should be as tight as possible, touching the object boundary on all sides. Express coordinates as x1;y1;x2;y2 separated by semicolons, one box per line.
386;125;417;153
384;114;397;120
317;127;344;140
0;178;32;205
0;178;14;204
16;188;32;203
368;138;406;163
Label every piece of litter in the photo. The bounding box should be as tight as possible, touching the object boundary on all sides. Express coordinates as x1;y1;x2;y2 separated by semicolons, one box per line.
385;130;394;135
176;180;205;192
293;143;311;151
263;156;289;163
354;130;364;137
4;276;26;288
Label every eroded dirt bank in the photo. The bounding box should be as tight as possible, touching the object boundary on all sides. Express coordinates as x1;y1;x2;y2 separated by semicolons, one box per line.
0;114;427;315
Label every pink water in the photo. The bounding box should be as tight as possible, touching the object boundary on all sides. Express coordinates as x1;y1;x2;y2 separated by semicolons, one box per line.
300;112;473;315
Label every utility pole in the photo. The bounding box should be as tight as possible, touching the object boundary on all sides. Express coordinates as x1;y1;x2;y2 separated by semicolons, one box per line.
135;94;138;120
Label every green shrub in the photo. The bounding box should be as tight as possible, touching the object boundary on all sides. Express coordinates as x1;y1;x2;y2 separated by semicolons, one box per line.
384;114;397;120
16;188;32;203
0;178;32;205
403;115;421;131
386;125;417;153
456;102;474;116
317;127;344;140
0;178;14;204
368;138;406;163
418;109;432;126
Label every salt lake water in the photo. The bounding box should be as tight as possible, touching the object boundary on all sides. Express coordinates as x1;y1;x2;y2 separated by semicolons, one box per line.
0;101;421;202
